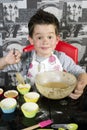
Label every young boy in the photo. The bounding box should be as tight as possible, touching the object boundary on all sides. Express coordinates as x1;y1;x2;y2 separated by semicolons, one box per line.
26;9;87;100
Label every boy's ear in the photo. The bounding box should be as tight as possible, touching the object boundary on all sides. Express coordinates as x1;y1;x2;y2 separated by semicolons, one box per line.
28;36;34;45
56;35;60;45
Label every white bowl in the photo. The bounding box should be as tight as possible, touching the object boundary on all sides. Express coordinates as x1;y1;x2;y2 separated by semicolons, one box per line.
0;98;17;114
35;71;77;99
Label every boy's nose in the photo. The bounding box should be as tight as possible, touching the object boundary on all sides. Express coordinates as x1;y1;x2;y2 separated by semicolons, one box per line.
43;38;48;44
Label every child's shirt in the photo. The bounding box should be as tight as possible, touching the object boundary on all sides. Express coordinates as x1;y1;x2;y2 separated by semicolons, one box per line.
27;52;63;85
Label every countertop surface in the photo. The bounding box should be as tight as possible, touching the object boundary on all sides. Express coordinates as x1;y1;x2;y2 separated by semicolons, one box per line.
0;87;87;130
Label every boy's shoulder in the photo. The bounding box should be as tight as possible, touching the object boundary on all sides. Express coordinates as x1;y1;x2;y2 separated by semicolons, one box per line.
54;50;66;58
53;50;71;64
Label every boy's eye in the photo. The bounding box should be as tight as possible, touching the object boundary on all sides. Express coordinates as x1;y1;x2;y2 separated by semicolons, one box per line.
38;37;42;40
48;36;52;39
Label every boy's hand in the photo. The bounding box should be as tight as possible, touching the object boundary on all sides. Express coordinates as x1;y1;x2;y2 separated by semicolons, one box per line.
69;73;87;99
5;49;21;65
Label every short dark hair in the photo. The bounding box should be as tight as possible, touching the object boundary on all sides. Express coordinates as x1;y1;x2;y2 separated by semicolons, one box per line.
28;9;59;37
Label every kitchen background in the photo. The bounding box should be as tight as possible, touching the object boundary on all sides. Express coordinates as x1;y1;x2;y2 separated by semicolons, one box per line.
0;0;87;87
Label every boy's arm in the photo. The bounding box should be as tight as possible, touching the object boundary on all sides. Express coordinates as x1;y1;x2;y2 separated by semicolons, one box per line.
69;73;87;99
54;51;87;99
55;51;85;76
0;56;8;69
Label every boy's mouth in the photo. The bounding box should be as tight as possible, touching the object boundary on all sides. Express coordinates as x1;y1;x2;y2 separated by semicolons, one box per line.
41;47;50;50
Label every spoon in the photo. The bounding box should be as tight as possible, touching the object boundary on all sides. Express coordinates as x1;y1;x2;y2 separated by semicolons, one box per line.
51;123;78;130
16;72;25;84
13;49;25;84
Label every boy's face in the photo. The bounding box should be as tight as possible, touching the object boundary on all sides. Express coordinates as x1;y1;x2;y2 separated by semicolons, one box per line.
29;24;60;57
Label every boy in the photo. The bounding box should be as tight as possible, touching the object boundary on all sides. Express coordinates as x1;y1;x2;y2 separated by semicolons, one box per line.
26;9;87;100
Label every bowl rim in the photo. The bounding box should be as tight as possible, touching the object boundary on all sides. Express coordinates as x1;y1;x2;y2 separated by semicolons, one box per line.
35;71;77;85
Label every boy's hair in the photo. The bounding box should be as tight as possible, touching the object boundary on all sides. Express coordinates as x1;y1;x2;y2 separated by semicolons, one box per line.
28;9;59;37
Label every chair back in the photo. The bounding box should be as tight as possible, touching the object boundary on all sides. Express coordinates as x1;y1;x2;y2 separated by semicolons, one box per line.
55;40;78;64
23;40;78;64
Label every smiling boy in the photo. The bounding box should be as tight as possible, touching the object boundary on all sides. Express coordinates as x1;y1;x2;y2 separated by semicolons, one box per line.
26;9;87;100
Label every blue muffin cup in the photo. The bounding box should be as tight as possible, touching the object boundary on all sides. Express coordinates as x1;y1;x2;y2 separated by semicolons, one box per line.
1;106;16;114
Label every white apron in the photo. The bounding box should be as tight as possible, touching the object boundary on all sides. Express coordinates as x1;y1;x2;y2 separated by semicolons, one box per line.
27;52;63;85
